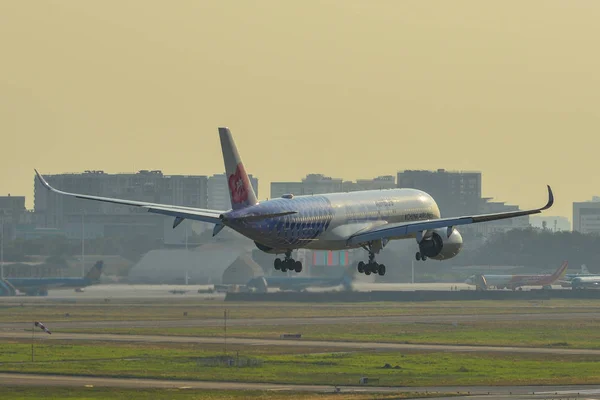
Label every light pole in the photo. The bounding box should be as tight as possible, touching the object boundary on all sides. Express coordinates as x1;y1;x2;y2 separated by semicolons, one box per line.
81;209;85;277
0;211;4;280
224;309;229;355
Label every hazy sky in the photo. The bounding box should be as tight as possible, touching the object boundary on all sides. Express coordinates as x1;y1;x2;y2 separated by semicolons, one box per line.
1;1;599;219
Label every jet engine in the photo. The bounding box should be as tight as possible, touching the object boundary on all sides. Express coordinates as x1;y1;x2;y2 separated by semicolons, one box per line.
417;228;463;260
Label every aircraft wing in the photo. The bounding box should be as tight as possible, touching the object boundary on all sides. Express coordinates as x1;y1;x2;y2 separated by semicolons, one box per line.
35;170;224;225
347;185;553;246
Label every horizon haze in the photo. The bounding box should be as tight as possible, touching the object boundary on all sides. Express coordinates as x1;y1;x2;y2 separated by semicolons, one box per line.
2;1;599;219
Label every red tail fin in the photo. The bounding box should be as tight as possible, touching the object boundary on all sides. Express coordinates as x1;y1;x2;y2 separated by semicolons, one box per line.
218;127;258;210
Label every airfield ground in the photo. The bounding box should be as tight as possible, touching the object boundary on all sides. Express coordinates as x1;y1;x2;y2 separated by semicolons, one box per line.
1;285;600;398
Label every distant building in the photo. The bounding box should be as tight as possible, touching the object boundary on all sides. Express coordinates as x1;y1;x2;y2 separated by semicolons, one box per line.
0;195;26;240
271;174;395;199
34;170;209;242
397;169;531;236
270;181;305;199
530;216;571;232
303;174;343;195
207;173;259;211
352;175;396;192
475;199;530;235
397;169;481;217
573;198;600;234
0;195;26;217
271;174;342;198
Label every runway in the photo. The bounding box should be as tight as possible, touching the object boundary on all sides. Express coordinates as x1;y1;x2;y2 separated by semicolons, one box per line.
0;283;476;300
0;311;599;331
1;372;599;398
1;331;598;356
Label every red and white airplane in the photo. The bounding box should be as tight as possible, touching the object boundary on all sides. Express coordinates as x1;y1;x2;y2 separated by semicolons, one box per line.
465;261;569;290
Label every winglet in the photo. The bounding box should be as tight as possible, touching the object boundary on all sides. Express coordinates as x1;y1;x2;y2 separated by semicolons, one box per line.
35;169;53;191
541;185;554;211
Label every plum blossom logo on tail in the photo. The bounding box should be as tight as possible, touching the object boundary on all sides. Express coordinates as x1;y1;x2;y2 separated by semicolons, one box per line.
228;164;249;205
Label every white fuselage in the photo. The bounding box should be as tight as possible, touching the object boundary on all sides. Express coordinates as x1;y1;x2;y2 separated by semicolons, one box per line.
225;188;445;252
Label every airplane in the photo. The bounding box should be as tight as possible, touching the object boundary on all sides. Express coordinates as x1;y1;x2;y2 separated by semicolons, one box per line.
570;275;600;290
563;264;592;281
35;127;554;277
246;265;355;293
561;265;598;288
4;261;104;296
464;261;568;291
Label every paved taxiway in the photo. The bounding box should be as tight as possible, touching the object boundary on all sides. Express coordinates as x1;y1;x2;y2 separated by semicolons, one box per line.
1;311;599;331
1;373;599;399
1;332;598;356
0;282;483;300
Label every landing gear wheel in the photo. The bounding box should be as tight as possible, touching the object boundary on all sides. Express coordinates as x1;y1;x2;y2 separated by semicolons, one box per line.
365;270;371;276
370;263;379;274
421;255;427;261
357;261;365;273
281;265;287;272
274;258;282;270
415;252;421;261
294;261;303;273
378;264;386;276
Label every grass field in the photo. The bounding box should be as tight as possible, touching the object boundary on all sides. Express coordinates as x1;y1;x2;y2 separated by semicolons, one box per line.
0;340;599;386
62;318;600;349
1;299;599;322
0;387;457;400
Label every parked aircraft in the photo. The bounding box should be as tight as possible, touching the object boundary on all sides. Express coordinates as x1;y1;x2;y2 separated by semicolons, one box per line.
560;265;594;287
571;275;600;289
464;261;568;291
35;127;554;277
565;264;591;280
2;261;104;296
246;265;355;293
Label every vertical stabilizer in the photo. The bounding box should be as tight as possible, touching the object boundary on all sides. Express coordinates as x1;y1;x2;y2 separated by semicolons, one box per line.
550;261;569;282
218;127;258;210
581;264;590;274
85;261;104;282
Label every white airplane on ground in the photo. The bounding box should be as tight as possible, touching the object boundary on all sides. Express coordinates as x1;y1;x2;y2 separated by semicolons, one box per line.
564;264;592;281
35;127;554;277
561;265;600;288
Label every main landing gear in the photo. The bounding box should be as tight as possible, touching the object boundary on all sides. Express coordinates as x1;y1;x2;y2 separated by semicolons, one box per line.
357;251;386;276
274;250;303;273
415;252;427;261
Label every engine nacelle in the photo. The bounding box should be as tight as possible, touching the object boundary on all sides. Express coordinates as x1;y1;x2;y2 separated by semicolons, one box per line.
418;228;463;260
